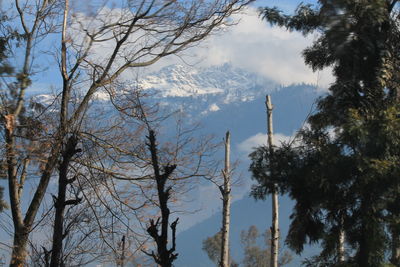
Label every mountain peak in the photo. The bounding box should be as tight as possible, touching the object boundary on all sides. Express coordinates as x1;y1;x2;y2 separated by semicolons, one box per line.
138;63;276;99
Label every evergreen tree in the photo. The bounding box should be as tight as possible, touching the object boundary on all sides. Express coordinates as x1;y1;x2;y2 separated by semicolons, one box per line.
251;1;400;266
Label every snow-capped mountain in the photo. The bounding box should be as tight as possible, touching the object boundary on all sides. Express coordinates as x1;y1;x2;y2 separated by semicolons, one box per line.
135;64;322;267
140;63;276;99
33;63;279;119
138;63;278;116
28;62;321;266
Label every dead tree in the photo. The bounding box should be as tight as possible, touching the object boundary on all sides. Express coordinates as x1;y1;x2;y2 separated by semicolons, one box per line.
100;86;221;266
219;131;231;267
266;95;279;267
144;130;179;267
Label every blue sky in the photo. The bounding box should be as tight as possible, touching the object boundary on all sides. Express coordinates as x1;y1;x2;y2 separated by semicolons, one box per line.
0;0;333;235
144;2;332;90
0;1;328;264
1;0;329;96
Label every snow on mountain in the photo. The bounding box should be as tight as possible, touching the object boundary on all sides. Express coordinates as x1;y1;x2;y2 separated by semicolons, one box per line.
30;63;278;119
27;62;321;266
136;63;278;118
139;63;276;101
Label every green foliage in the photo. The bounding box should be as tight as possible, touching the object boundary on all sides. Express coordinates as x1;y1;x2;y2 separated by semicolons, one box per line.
260;4;320;35
252;0;400;266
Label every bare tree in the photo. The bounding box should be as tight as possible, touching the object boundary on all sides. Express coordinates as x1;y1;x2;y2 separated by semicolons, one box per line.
1;1;62;265
50;135;82;267
112;86;219;266
201;131;238;267
201;130;238;267
220;131;231;267
1;0;254;265
50;1;82;265
143;129;179;267
265;95;279;267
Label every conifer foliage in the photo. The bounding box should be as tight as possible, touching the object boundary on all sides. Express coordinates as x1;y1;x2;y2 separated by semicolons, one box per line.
250;1;400;266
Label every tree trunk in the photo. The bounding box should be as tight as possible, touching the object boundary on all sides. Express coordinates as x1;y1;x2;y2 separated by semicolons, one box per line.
391;225;400;266
50;136;80;267
120;235;126;267
338;229;345;262
146;130;178;267
6;120;28;267
10;227;29;267
50;2;75;265
338;212;345;263
358;223;370;267
50;172;67;267
220;131;231;267
266;95;279;267
357;200;379;267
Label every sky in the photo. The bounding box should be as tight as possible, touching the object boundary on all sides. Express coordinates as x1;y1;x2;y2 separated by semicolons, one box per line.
0;0;328;230
1;0;329;263
0;0;331;93
161;0;332;232
137;1;333;90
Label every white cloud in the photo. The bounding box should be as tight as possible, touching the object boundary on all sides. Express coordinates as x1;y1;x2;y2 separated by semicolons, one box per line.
237;132;294;154
72;6;333;89
176;177;253;232
142;7;334;89
176;183;221;232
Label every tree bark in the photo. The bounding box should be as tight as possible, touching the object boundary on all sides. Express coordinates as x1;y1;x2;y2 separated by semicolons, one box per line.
10;226;29;267
6;120;26;267
145;130;178;267
49;2;77;264
338;229;345;262
7;1;58;264
50;136;80;267
120;235;126;267
391;225;400;266
50;174;68;267
266;95;279;267
338;214;345;263
220;131;231;267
